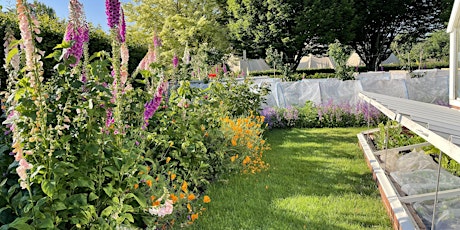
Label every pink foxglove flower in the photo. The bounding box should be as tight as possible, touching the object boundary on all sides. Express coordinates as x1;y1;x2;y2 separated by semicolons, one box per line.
64;0;89;66
16;0;34;72
172;55;179;68
143;81;168;129
118;7;126;43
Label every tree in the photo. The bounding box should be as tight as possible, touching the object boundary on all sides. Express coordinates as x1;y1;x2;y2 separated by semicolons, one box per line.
328;41;353;80
345;0;447;71
123;0;229;68
227;0;355;71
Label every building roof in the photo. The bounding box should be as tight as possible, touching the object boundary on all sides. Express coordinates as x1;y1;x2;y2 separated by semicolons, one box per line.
359;91;460;163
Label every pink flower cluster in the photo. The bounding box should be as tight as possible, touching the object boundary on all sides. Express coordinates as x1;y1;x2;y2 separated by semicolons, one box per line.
148;199;174;217
16;0;34;72
143;81;168;129
16;159;32;189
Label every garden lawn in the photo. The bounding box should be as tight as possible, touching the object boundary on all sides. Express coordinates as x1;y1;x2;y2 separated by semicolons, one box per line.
190;128;392;230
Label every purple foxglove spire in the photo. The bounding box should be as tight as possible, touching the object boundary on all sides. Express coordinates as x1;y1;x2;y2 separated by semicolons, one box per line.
106;0;120;29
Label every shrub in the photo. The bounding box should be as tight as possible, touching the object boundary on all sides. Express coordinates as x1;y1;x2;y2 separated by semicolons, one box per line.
0;1;269;229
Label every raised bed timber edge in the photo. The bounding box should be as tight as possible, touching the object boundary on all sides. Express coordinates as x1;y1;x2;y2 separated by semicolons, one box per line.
357;128;424;230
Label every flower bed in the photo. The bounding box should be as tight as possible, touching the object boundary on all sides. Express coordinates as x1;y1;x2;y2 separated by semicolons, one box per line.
0;1;270;229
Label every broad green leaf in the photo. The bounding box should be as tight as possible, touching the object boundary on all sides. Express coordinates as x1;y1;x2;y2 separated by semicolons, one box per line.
123;213;134;223
53;41;72;49
5;47;18;66
0;178;7;187
37;218;54;229
41;180;56;198
23;202;33;213
52;201;66;211
103;185;113;196
88;192;98;202
100;206;113;217
8;217;33;230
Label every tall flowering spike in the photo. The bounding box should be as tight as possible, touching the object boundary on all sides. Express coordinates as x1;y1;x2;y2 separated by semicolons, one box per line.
120;43;129;86
143;81;168;129
182;45;190;64
118;7;126;43
16;0;34;72
106;0;121;29
64;0;89;66
153;33;161;48
172;54;179;68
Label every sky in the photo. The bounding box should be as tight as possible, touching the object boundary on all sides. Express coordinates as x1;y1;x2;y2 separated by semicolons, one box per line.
1;0;131;32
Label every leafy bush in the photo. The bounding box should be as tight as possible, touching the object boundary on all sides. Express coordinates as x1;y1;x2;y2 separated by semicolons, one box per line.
0;1;269;229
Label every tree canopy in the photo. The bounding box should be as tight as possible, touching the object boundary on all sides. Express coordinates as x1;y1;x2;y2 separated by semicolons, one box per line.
123;0;229;67
345;0;447;71
227;0;355;71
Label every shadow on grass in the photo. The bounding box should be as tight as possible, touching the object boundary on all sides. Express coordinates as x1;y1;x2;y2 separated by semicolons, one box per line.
190;128;390;230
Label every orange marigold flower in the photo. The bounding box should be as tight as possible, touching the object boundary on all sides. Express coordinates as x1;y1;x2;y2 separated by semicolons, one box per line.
187;203;192;212
152;200;161;206
170;194;178;203
242;156;251;165
191;213;199;221
146;180;153;187
188;193;195;201
231;137;237;146
150;195;156;202
203;195;211;203
166;157;171;163
181;181;188;193
180;193;185;199
171;173;177;181
134;184;139;189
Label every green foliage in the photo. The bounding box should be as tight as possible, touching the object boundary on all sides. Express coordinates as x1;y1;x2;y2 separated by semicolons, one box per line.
124;0;229;69
0;2;270;227
227;0;355;71
328;41;354;80
345;0;446;71
374;121;425;150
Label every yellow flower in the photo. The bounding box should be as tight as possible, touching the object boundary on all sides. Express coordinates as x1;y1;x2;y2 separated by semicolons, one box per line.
187;203;192;212
181;181;188;193
242;156;251;165
231;137;237;146
188;193;196;201
166;157;171;163
171;173;177;181
203;195;211;203
230;156;236;162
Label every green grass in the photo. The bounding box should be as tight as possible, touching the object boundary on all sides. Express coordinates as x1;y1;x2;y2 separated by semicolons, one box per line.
190;128;392;230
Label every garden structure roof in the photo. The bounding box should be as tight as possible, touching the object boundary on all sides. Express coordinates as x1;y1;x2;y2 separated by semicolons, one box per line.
358;91;460;164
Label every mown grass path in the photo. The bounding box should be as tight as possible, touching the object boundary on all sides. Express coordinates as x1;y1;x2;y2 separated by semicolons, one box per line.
190;128;392;230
